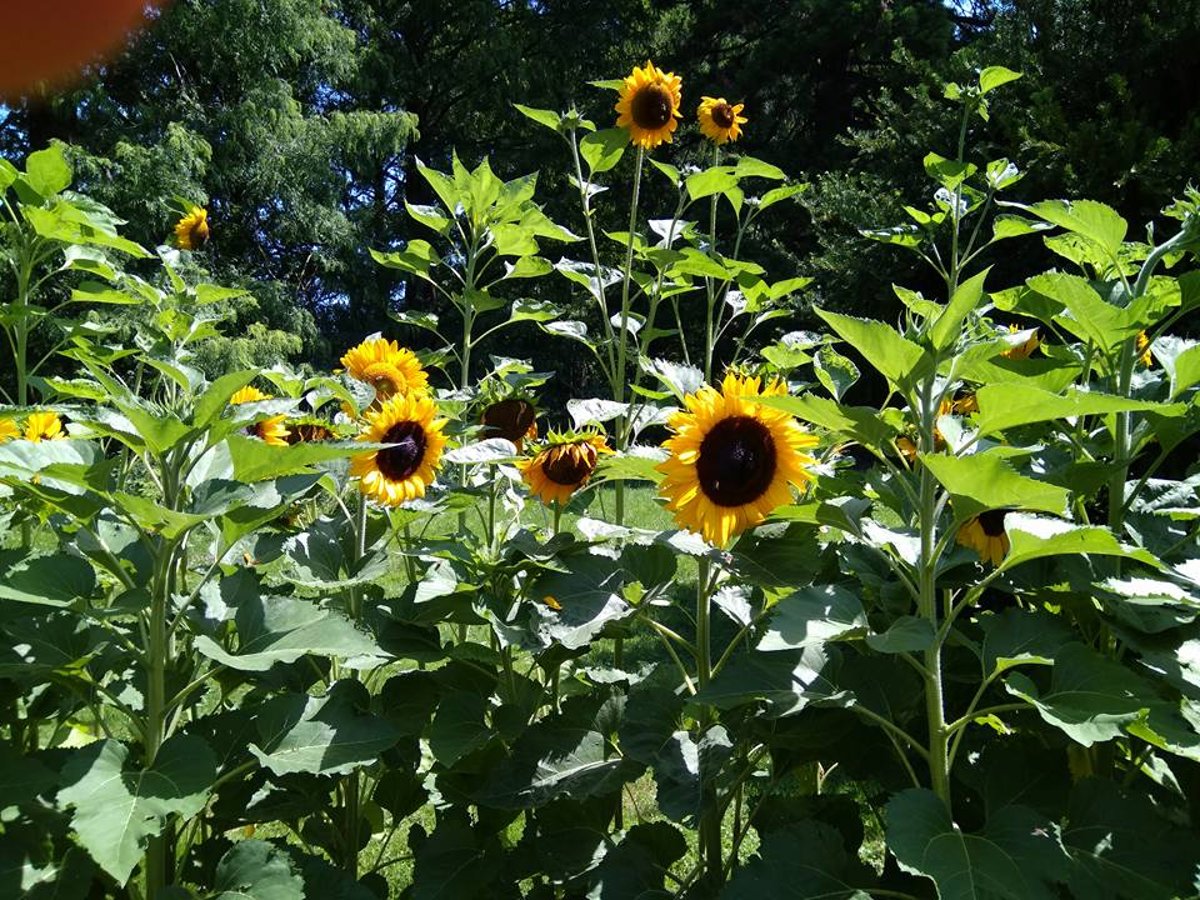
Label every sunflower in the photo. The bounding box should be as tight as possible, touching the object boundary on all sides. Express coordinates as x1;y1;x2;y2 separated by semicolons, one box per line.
0;418;18;443
340;337;429;406
952;392;979;415
957;509;1010;566
614;61;683;150
897;397;958;462
481;397;538;451
24;412;65;442
230;385;290;446
1136;331;1153;367
285;418;336;445
657;374;818;547
1001;324;1039;360
520;433;611;506
350;392;447;506
174;206;210;251
697;96;747;145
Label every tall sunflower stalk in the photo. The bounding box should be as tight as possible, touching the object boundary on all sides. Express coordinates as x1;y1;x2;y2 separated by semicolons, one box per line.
657;374;818;887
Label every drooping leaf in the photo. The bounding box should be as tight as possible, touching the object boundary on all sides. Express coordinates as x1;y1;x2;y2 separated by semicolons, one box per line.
1061;778;1200;900
193;591;379;672
724;820;876;899
757;584;867;651
477;723;639;808
249;682;402;776
1003;643;1155;746
411;816;504;900
212;841;304;900
57;737;217;884
886;788;1068;900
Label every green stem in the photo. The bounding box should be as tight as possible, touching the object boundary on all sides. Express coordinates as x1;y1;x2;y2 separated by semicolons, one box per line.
695;557;723;888
918;386;951;809
704;144;720;381
613;147;646;526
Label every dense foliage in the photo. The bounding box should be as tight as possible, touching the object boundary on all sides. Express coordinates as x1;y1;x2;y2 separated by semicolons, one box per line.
4;0;1200;385
4;45;1200;899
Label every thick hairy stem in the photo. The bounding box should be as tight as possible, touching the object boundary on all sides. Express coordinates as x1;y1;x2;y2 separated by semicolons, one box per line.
917;368;951;808
613;148;645;526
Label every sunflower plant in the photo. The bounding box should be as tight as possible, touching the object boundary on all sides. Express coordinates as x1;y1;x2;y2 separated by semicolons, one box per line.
516;65;810;528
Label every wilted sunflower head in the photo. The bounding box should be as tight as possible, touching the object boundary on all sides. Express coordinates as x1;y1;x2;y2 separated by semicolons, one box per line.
657;373;818;547
340;337;429;406
174;206;210;251
615;60;683;150
956;509;1010;566
24;411;65;443
1001;324;1039;360
519;432;611;506
481;397;538;450
697;96;747;145
0;418;19;443
350;392;447;506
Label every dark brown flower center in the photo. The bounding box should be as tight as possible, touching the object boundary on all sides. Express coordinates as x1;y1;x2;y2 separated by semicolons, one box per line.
697;416;776;507
543;442;597;486
979;509;1008;537
631;84;674;130
482;398;536;443
710;102;735;129
377;421;427;481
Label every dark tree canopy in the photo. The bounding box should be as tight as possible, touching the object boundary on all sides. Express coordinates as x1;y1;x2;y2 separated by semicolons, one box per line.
3;0;1198;368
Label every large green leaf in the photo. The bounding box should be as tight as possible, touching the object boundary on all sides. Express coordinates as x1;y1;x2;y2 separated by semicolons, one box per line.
57;737;216;884
476;724;639;808
587;822;687;900
886;789;1068;900
999;516;1159;572
1025;272;1142;349
723;821;875;898
1062;779;1200;900
213;841;304;900
931;268;989;352
922;452;1069;518
757;584;867;651
1003;643;1154;746
651;727;731;826
25;146;73;196
697;646;847;718
194;589;378;672
815;309;929;389
249;682;402;776
429;690;492;767
529;550;632;650
0;551;95;607
758;394;896;452
980;609;1074;677
972;384;1172;437
579;128;627;174
1022;199;1127;260
410;816;504;900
